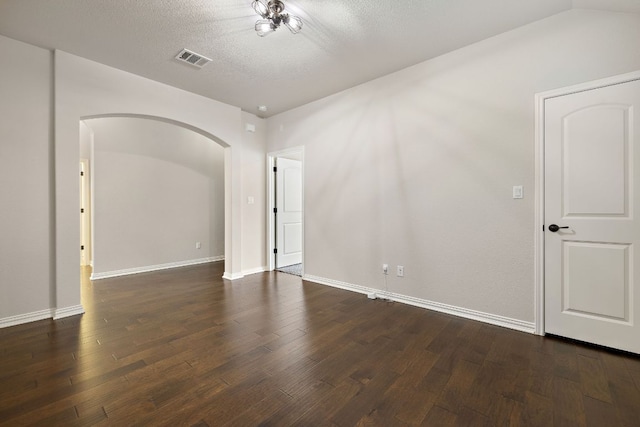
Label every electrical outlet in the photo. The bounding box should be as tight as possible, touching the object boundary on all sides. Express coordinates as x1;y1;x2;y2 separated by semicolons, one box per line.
397;265;404;277
382;264;389;275
196;241;201;249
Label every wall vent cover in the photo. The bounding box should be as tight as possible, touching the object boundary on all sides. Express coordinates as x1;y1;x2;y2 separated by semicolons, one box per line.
175;49;212;68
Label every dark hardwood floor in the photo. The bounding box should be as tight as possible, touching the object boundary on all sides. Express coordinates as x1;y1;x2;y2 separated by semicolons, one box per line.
1;262;639;426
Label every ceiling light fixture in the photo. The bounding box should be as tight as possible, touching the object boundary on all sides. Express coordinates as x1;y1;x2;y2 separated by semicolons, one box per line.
252;0;303;37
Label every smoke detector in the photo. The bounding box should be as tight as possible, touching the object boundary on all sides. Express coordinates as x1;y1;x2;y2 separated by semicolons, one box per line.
175;49;212;69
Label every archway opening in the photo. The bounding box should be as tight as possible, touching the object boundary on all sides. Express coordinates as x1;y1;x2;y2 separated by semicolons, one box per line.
78;114;228;306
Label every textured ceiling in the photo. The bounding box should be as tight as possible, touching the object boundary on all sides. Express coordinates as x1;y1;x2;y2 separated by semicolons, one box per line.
0;0;630;117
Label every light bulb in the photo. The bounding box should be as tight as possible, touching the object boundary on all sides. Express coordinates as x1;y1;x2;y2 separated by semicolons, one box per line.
252;0;269;18
284;15;303;34
255;19;276;37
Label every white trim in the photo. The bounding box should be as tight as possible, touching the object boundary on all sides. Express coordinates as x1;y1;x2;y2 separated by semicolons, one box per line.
80;158;91;267
222;271;245;280
266;146;305;274
304;274;372;295
539;70;640;100
0;304;87;328
304;274;535;334
391;294;535;334
91;256;224;280
53;305;85;320
0;308;54;328
534;70;640;337
242;266;268;276
534;90;546;336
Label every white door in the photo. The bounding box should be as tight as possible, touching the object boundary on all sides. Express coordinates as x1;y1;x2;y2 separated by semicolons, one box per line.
544;78;640;354
276;158;302;268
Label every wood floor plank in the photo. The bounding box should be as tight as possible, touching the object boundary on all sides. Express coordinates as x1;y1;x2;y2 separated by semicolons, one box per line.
599;351;640;426
461;406;494;426
464;360;518;415
512;391;554;427
1;262;639;426
330;369;400;426
526;350;555;398
583;395;622;427
421;405;457;426
553;377;586;427
552;339;581;383
286;379;361;425
435;358;481;414
390;385;438;425
577;354;612;403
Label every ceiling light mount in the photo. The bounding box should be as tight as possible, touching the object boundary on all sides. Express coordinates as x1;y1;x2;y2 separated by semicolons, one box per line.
252;0;303;37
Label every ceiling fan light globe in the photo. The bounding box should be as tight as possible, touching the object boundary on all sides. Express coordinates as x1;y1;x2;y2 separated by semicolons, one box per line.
255;19;276;36
252;0;269;18
284;15;303;34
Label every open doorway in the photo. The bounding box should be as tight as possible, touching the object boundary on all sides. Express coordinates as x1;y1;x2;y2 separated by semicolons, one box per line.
267;147;304;276
79;116;225;281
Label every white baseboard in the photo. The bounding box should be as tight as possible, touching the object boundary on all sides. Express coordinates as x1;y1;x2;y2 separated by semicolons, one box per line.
53;305;85;320
0;308;54;329
242;266;268;276
91;256;224;280
222;271;245;280
0;304;86;328
223;263;268;280
303;274;535;334
304;274;371;294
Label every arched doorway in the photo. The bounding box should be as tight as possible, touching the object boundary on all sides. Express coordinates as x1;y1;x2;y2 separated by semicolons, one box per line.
53;50;244;319
80;115;226;281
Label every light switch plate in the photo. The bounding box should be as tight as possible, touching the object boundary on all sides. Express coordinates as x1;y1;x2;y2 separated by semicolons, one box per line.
513;185;523;199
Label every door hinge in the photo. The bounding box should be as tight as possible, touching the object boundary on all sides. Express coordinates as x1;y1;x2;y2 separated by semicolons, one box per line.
81;245;85;250
80;171;84;176
273;208;277;214
80;208;84;213
273;166;277;172
273;248;277;254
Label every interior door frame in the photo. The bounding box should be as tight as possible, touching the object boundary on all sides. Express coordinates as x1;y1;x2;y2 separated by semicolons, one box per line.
79;158;90;267
534;70;640;336
266;146;305;273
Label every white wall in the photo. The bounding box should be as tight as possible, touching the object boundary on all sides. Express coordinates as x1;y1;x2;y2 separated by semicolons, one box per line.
0;35;53;321
79;121;92;160
241;112;268;273
266;9;640;325
86;117;225;275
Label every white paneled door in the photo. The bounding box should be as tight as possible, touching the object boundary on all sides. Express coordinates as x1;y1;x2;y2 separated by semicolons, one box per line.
276;158;302;268
544;78;640;354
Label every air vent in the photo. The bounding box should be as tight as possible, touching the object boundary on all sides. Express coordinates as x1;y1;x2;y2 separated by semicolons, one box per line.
175;49;212;69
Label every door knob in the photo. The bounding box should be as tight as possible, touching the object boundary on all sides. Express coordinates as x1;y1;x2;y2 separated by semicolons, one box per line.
548;224;569;232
